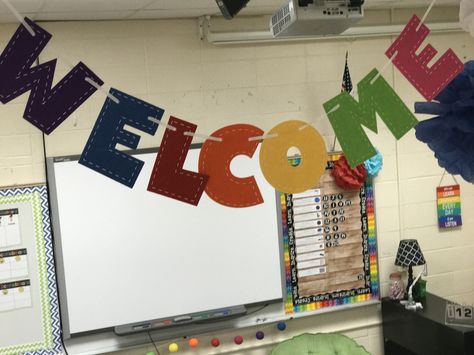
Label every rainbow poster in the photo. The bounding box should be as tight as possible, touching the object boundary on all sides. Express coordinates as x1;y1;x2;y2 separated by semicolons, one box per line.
437;185;462;229
281;154;379;315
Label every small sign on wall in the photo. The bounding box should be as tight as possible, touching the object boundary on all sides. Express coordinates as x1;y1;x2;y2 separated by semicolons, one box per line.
446;301;474;327
437;185;462;229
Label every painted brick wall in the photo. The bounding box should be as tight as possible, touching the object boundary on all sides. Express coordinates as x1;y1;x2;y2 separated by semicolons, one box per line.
0;17;472;355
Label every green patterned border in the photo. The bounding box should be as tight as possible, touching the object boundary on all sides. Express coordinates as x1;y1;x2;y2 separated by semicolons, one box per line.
0;192;53;355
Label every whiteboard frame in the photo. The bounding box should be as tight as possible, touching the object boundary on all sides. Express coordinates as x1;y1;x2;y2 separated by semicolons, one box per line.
61;300;381;354
46;144;286;339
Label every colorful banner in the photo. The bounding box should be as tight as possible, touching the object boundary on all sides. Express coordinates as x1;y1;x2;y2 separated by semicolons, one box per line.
437;185;462;229
0;13;467;206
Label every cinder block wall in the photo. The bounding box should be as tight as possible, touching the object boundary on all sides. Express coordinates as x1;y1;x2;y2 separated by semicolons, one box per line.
1;16;473;355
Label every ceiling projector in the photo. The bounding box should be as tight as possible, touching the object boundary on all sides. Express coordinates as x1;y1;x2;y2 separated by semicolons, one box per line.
271;0;364;37
215;0;250;19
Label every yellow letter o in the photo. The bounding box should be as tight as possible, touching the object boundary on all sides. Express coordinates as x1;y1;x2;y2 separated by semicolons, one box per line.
259;120;326;193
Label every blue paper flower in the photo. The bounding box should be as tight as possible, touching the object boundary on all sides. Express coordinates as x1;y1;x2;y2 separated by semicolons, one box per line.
415;61;474;183
364;150;383;177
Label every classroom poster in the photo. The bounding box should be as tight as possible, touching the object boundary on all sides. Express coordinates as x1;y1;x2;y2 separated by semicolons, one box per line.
437;185;462;229
281;153;379;314
0;209;21;248
0;185;62;355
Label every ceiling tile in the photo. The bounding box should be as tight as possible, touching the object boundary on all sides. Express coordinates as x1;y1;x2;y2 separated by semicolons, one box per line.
40;0;152;13
0;0;462;23
35;10;136;21
144;0;217;10
0;0;43;14
131;8;218;19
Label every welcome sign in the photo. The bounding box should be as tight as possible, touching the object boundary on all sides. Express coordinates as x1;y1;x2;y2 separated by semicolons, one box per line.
0;13;465;208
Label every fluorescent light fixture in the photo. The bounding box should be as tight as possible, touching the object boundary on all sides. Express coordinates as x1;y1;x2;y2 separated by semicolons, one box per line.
206;21;462;44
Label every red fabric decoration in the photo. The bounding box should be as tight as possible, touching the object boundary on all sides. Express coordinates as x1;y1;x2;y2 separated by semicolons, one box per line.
147;116;209;206
331;156;367;190
199;124;264;208
386;14;463;101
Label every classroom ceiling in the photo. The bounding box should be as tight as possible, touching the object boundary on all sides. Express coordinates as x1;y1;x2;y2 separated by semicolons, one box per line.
0;0;461;23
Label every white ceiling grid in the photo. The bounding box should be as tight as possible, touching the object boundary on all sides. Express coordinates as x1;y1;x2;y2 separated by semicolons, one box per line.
0;0;461;23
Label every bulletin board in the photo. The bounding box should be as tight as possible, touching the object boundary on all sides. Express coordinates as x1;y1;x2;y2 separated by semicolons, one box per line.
282;153;379;314
0;185;62;355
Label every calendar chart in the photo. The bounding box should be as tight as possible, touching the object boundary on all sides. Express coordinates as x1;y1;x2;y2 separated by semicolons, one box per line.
282;153;379;314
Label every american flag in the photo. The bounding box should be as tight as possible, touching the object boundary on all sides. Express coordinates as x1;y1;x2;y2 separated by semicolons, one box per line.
341;51;353;94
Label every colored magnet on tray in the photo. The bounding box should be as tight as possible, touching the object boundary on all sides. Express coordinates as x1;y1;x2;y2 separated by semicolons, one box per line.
211;338;220;347
256;331;265;340
188;338;199;348
234;335;244;345
168;343;178;352
146;352;155;355
277;322;286;331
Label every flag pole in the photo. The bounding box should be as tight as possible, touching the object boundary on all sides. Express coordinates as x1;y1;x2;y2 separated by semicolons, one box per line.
331;50;351;152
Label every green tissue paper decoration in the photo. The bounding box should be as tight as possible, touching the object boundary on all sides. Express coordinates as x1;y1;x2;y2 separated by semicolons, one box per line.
324;68;418;168
270;333;371;355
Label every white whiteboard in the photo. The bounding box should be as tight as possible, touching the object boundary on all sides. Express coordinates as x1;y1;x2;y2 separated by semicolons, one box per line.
48;147;283;335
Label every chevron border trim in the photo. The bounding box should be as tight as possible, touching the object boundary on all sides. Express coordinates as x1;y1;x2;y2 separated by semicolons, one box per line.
0;185;63;355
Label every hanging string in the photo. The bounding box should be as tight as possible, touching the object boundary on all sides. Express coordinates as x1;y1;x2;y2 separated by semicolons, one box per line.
147;331;161;355
331;135;338;152
248;133;278;142
147;117;222;142
148;117;177;131
417;0;438;31
183;131;222;142
437;169;446;186
0;0;35;36
84;77;120;104
370;50;398;85
438;170;459;186
298;104;340;131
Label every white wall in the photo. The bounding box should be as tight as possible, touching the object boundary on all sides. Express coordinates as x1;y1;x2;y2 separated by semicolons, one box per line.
0;14;473;355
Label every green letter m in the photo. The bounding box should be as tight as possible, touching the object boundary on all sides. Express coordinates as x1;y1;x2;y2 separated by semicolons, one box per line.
323;68;418;168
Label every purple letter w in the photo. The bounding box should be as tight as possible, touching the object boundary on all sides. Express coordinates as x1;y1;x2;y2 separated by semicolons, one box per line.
0;18;103;134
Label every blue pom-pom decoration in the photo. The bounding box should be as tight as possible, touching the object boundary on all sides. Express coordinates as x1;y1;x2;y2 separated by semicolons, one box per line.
364;150;383;177
415;61;474;183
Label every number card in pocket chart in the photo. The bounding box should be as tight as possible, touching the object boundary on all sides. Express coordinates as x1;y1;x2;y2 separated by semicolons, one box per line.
281;153;379;315
0;185;62;355
437;185;462;229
